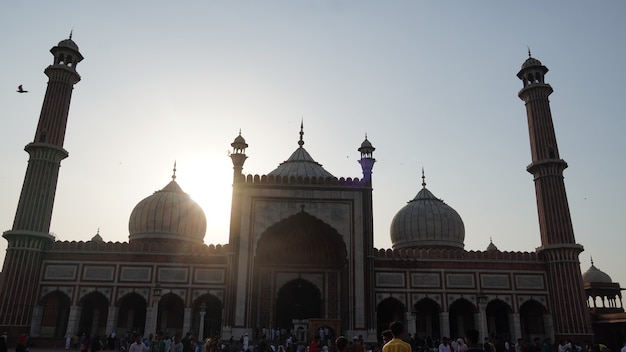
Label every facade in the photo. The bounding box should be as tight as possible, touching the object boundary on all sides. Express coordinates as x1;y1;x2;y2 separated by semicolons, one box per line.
1;37;624;348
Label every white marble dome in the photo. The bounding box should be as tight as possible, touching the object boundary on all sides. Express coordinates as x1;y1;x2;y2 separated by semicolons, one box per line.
128;179;206;244
390;180;465;250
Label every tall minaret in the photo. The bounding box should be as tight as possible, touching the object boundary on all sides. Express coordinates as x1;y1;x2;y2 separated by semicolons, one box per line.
225;130;248;328
517;53;592;340
0;35;83;331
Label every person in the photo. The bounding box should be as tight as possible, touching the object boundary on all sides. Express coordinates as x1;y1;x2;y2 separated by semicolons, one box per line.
310;336;319;352
335;337;349;352
154;333;166;352
382;321;411;352
381;331;393;346
620;340;626;352
16;333;28;352
542;339;552;352
464;329;483;352
172;335;184;352
129;334;147;352
457;339;468;352
0;332;7;352
243;334;250;352
440;338;452;352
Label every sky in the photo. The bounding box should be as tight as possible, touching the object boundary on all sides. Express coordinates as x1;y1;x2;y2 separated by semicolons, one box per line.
1;2;625;289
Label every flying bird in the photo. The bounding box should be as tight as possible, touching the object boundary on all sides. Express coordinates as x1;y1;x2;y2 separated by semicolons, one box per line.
17;85;28;93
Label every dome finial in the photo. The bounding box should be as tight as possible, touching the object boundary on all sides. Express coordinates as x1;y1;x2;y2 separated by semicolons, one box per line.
172;161;177;181
527;46;531;58
421;167;427;188
298;119;304;148
590;256;594;266
69;29;73;40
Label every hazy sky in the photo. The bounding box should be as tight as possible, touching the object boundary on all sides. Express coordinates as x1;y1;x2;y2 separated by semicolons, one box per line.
1;2;625;289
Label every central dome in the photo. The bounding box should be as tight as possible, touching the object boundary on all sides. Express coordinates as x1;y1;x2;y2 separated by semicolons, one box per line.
128;178;206;244
390;177;465;250
267;123;334;178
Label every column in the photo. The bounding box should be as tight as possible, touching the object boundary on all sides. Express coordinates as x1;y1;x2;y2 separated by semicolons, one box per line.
543;314;555;341
66;306;81;337
106;307;119;336
145;307;155;335
508;313;521;341
439;312;450;338
405;312;416;337
183;308;192;335
199;307;206;341
29;306;43;337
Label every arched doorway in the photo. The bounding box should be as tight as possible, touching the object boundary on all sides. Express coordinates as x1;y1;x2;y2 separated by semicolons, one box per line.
276;278;322;328
414;298;440;339
157;293;185;335
78;291;109;337
486;299;511;340
449;298;476;339
39;290;71;338
254;211;348;331
377;297;406;340
117;292;147;334
192;294;223;339
520;299;546;340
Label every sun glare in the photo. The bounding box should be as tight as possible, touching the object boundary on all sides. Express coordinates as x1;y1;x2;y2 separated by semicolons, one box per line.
176;155;233;246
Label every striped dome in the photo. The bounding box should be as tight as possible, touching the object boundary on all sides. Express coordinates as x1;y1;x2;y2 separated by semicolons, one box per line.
128;180;206;244
390;184;465;250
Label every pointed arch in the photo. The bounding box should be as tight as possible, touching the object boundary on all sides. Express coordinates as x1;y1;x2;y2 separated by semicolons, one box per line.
255;211;347;267
157;292;185;335
192;294;223;339
376;297;406;339
39;290;71;338
414;297;441;339
117;292;147;334
276;278;322;328
519;299;547;339
449;298;476;339
78;291;109;337
486;299;512;340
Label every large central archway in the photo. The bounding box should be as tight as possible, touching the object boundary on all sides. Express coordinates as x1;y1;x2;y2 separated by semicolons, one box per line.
276;278;322;328
252;210;348;330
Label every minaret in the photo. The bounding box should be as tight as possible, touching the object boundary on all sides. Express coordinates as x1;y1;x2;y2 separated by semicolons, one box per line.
0;35;83;330
358;134;376;186
357;134;376;331
517;53;592;340
225;130;248;327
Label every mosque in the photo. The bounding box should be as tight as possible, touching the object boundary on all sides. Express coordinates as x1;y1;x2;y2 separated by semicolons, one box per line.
1;36;625;349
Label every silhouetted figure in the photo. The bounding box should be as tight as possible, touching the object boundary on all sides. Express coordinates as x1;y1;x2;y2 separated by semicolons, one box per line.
17;85;28;93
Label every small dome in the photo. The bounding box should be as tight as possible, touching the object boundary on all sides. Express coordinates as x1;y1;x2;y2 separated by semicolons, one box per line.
128;179;206;244
390;181;465;250
90;232;103;242
486;239;498;252
57;38;80;52
582;262;613;284
358;136;375;156
521;56;542;70
231;132;248;151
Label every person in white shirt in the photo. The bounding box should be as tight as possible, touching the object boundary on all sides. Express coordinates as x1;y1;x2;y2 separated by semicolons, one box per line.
130;334;148;352
172;335;183;352
439;337;452;352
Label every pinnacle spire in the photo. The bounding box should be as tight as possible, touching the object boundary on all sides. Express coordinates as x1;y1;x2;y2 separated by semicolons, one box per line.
421;167;427;188
172;161;177;181
69;29;73;40
298;120;304;148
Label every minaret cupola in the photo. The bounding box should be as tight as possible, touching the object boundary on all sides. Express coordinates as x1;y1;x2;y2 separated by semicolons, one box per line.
230;130;248;179
51;32;84;69
358;134;376;184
